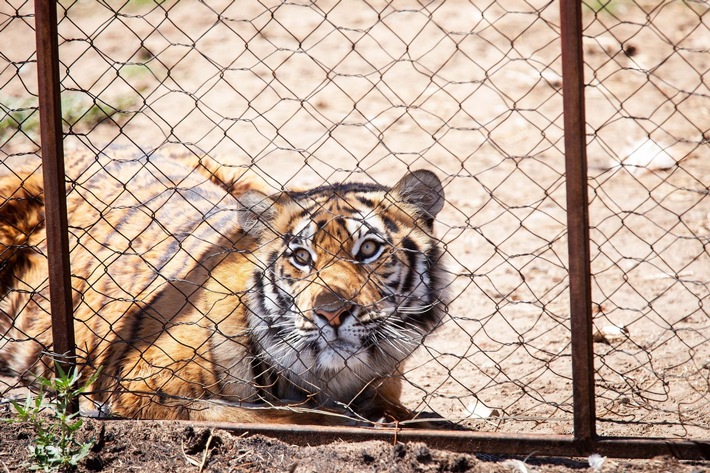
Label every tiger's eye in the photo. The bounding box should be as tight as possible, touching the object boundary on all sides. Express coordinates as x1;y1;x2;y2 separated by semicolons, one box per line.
292;248;312;267
358;240;381;259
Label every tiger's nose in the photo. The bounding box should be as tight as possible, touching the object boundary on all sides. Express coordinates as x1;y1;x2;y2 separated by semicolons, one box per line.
314;305;353;327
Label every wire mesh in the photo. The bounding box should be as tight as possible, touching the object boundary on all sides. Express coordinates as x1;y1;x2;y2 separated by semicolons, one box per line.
582;0;710;437
0;0;708;442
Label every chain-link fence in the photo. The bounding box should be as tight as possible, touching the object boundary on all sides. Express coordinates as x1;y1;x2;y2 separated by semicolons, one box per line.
1;0;708;457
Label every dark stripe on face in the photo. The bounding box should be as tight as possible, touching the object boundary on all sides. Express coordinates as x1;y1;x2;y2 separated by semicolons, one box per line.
294;203;317;220
400;236;420;295
356;196;375;207
375;283;390;301
425;245;443;296
251;271;284;342
266;249;294;310
289;182;386;200
267;269;291;311
381;215;399;233
315;219;327;231
338;206;359;216
411;246;444;331
252;271;269;313
269;249;280;263
382;256;398;269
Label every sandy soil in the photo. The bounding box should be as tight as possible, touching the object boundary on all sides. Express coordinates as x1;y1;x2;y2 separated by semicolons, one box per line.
1;0;709;469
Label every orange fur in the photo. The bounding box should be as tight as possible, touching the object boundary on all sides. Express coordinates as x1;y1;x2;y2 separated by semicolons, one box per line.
0;172;45;294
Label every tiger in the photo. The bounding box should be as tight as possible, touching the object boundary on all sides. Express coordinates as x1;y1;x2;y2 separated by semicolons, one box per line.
0;146;450;425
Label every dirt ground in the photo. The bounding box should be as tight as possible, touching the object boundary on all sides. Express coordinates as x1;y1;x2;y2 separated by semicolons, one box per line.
0;414;708;473
1;0;709;470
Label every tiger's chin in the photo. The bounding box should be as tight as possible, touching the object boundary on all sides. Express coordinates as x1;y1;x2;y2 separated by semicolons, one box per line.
313;339;370;373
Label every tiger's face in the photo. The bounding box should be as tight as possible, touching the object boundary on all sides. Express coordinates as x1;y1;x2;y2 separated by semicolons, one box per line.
241;170;449;401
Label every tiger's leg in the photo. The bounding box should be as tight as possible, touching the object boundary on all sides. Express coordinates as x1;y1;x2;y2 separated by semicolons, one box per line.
352;376;451;428
97;352;359;425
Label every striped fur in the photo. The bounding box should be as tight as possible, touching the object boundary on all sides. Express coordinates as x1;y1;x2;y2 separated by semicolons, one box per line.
0;146;449;425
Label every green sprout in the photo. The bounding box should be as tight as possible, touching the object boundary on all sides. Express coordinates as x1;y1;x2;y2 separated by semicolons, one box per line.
8;364;101;472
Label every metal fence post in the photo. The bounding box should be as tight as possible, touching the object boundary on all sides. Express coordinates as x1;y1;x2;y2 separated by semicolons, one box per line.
34;0;77;398
559;0;596;445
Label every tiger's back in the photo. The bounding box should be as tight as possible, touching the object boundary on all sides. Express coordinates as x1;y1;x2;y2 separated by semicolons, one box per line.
0;147;450;425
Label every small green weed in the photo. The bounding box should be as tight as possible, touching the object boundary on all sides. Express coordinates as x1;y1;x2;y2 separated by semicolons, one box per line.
583;0;624;15
9;364;101;472
1;92;137;143
61;91;132;132
0;98;40;141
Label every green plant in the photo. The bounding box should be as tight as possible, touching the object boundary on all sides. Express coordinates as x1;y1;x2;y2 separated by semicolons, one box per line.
9;364;101;472
1;91;137;143
0;98;40;141
582;0;625;15
61;91;133;131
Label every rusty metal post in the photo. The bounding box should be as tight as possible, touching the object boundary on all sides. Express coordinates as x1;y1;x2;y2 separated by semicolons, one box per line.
560;0;596;444
34;0;77;395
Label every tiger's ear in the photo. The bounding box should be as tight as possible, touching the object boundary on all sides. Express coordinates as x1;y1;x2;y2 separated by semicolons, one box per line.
391;170;445;225
237;190;285;236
